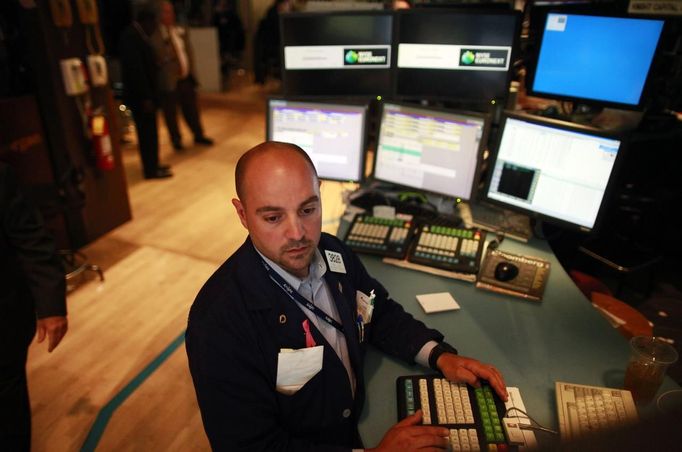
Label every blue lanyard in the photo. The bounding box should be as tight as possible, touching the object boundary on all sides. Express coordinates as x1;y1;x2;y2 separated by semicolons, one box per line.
260;259;345;333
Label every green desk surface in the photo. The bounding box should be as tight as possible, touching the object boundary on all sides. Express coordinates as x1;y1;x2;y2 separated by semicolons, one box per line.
354;236;680;448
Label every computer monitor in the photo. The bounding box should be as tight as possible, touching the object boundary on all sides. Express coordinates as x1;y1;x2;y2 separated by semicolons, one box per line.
280;11;394;97
266;98;368;182
373;102;489;201
394;9;521;105
527;13;665;109
483;112;624;232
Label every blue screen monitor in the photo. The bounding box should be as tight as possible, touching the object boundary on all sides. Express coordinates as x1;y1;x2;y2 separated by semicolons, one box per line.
484;112;624;232
529;13;664;108
266;98;368;182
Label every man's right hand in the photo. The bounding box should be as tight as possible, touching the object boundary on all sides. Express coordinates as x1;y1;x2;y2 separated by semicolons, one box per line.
367;410;449;451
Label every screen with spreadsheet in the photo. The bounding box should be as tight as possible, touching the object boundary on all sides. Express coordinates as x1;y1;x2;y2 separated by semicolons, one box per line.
267;99;367;182
484;113;623;231
373;102;488;200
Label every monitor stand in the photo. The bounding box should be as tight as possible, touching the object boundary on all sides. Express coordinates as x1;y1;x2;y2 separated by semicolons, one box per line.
524;104;644;132
464;201;533;243
348;183;462;227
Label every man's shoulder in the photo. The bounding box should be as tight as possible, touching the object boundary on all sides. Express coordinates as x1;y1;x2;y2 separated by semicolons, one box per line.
318;232;348;254
190;239;256;317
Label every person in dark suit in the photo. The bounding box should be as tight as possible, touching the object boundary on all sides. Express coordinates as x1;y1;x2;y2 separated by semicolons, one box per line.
253;0;291;84
119;3;173;179
152;0;213;151
186;142;507;451
0;162;68;451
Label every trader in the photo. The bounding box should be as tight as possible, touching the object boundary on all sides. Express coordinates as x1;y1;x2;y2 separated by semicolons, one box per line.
186;141;507;451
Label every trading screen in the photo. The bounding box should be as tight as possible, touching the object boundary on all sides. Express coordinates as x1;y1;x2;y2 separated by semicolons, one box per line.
374;103;487;200
268;99;367;182
486;116;621;229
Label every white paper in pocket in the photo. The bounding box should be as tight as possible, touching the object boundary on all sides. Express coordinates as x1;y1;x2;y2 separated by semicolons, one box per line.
276;345;323;395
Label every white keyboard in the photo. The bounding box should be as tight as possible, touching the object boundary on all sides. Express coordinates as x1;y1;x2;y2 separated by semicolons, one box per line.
556;381;639;442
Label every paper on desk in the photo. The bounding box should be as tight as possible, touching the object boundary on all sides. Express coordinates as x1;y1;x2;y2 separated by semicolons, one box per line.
416;292;460;313
276;346;323;395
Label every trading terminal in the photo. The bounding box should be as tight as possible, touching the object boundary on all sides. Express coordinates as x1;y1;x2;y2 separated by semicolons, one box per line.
2;1;681;450
275;4;681;450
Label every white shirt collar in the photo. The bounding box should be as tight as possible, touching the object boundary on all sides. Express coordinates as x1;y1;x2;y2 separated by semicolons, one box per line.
256;246;327;290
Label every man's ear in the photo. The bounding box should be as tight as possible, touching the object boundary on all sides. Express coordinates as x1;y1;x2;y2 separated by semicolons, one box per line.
231;198;248;229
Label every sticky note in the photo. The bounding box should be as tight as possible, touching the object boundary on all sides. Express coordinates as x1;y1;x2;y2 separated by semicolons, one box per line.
416;292;460;314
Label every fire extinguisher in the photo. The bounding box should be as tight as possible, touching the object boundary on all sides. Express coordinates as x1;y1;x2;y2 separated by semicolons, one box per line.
89;112;114;171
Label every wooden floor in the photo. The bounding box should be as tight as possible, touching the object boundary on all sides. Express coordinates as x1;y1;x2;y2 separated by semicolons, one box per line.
26;75;354;451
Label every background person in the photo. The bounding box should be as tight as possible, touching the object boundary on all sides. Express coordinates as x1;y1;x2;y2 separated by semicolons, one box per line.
212;0;245;74
0;162;68;450
119;3;173;179
153;0;214;151
253;0;291;85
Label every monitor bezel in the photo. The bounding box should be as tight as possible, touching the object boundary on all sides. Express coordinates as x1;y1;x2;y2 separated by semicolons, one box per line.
525;11;666;111
392;8;522;106
265;96;370;183
279;10;396;99
482;111;627;233
372;100;491;202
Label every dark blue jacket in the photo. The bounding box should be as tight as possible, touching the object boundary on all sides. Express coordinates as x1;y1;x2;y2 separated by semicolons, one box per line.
186;233;443;451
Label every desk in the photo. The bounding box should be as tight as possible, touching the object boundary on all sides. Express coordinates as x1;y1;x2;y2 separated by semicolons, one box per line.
354;236;680;447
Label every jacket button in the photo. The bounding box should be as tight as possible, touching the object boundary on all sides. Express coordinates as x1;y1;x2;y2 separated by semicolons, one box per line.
342;408;351;418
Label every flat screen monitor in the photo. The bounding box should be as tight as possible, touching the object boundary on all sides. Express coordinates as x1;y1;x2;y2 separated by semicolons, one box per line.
280;11;394;97
484;112;623;231
266;98;368;182
528;13;665;108
394;9;521;105
373;102;489;201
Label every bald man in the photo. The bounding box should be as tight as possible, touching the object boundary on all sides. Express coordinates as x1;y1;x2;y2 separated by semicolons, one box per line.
186;142;507;451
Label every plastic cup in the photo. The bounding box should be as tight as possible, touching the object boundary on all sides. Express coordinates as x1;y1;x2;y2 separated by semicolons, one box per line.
624;336;678;404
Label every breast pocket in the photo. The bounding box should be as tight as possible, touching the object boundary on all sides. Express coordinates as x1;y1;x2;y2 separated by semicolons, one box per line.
276;345;323;395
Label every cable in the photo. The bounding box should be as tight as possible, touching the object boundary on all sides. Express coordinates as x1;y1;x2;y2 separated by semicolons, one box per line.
504;407;559;435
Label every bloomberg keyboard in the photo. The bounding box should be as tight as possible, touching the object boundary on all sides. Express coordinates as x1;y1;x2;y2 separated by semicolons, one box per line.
397;376;534;451
555;381;638;442
342;214;415;259
407;225;486;274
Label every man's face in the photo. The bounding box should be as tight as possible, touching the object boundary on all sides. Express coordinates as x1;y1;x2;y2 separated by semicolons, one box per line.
233;151;321;278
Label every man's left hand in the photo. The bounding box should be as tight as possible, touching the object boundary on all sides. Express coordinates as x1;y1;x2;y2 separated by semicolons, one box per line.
36;316;68;352
437;353;508;402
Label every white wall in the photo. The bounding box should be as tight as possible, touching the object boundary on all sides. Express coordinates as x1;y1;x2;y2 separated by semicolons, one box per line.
189;27;222;92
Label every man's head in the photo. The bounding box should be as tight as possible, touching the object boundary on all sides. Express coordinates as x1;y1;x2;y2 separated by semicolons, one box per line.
232;142;321;278
160;0;176;27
